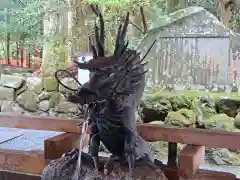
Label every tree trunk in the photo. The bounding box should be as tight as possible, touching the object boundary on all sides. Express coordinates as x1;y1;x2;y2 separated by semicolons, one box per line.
41;0;69;76
218;0;234;27
166;0;179;14
65;0;76;68
179;0;188;9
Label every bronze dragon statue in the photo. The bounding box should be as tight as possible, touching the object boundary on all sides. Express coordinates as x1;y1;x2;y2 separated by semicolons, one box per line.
42;5;166;180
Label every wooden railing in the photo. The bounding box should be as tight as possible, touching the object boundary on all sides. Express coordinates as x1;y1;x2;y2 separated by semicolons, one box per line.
0;113;240;180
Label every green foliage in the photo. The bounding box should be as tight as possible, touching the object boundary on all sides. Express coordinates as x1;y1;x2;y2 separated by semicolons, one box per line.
1;0;44;37
4;0;240;73
0;0;44;59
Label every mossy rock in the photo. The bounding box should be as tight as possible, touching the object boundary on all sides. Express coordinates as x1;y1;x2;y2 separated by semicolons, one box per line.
141;96;172;123
43;76;58;92
16;91;38;112
168;95;192;111
191;96;217;126
217;97;240;117
49;92;66;108
164;109;196;127
26;77;43;94
206;148;240;166
205;114;240;132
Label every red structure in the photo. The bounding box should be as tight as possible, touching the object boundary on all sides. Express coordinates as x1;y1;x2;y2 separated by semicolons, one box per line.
0;49;29;68
0;37;42;69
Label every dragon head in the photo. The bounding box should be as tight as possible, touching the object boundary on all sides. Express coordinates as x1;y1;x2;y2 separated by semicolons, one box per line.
70;5;155;104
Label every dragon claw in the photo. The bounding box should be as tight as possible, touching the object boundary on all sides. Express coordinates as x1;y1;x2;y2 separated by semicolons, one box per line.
60;149;80;169
61;148;79;160
104;168;109;175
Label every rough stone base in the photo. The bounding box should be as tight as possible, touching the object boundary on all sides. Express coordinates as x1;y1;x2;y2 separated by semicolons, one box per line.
41;153;168;180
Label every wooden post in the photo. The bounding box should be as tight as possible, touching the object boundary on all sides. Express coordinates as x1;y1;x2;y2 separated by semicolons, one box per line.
178;145;205;179
167;142;178;166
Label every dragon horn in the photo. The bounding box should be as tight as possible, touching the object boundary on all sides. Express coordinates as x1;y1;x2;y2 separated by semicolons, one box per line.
114;12;130;58
90;4;105;57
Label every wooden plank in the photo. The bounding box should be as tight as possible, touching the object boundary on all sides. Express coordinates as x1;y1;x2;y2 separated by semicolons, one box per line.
0;113;84;133
0;171;41;180
44;133;90;159
137;124;240;149
178;145;205;179
0;149;46;175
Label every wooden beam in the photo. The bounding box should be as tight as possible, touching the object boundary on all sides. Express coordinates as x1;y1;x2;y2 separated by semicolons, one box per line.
0;149;46;175
178;145;205;179
0;113;84;133
44;133;90;159
137;124;240;149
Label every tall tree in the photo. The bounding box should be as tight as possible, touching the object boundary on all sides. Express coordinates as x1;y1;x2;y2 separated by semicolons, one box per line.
165;0;188;14
41;0;69;75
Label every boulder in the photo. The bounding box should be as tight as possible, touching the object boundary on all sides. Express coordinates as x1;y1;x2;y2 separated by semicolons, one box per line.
54;101;80;114
206;148;240;166
141;96;172;123
0;100;25;114
38;91;51;101
49;92;66;108
49;108;58;117
0;74;24;89
164;109;196;127
39;112;50;116
191;96;217;126
0;86;15;101
43;76;58;91
16;91;38;112
16;85;27;96
26;77;43;94
217;97;240;117
205;114;239;132
39;100;50;112
58;77;78;93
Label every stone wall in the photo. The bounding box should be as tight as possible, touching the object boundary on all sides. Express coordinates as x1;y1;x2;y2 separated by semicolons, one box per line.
0;73;82;119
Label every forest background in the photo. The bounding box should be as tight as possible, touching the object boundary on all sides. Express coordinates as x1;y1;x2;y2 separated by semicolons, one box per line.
0;0;238;75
